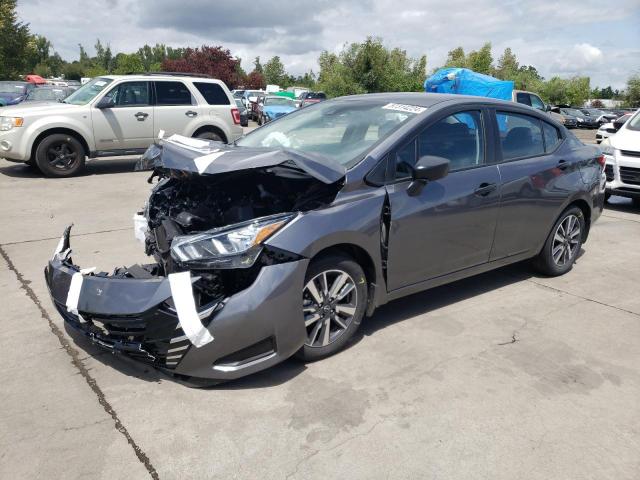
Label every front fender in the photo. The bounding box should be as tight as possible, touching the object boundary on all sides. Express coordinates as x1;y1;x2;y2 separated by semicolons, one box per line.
23;116;95;155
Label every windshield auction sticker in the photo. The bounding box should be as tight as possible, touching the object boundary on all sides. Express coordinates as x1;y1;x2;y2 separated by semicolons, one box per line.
382;103;426;114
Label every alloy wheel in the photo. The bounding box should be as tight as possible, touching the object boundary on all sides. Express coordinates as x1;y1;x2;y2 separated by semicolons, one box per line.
552;214;581;266
46;141;78;170
303;269;357;348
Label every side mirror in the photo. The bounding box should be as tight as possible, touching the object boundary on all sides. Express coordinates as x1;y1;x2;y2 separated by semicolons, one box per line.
545;104;551;112
96;96;115;109
408;156;449;196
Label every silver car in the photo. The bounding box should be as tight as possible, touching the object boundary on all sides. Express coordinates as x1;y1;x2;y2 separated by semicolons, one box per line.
0;73;243;177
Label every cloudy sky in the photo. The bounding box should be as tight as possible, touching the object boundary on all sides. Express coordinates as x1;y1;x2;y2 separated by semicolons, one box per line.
17;0;640;89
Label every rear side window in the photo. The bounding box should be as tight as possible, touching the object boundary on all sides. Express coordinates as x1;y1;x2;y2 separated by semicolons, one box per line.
496;112;545;161
155;81;193;106
542;122;561;152
194;82;230;105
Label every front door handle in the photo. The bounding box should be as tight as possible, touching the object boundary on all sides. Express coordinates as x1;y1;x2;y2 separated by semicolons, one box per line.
557;159;568;170
134;112;149;121
474;182;497;197
185;110;198;117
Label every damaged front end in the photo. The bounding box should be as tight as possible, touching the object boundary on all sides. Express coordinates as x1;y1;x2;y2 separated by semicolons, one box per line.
44;135;345;382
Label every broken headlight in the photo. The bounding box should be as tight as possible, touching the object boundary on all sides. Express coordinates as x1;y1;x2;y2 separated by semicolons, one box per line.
170;213;295;269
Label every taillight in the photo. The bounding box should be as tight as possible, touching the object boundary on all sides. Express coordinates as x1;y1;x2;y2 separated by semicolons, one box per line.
597;155;606;168
231;108;241;125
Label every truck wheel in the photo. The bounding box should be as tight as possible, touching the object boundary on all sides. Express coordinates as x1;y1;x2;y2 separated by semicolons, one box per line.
35;134;86;177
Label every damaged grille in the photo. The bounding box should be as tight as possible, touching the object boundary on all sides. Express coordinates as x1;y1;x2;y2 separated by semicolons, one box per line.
53;299;219;370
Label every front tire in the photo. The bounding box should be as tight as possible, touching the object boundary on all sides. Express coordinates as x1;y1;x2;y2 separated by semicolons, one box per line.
532;206;585;276
296;253;368;362
35;134;85;177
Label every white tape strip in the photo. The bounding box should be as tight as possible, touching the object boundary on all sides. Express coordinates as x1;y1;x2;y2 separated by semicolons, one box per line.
168;272;214;348
133;213;148;243
194;151;226;174
65;267;96;315
51;235;65;260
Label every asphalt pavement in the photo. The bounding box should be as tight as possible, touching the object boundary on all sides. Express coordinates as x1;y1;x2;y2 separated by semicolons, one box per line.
1;126;639;479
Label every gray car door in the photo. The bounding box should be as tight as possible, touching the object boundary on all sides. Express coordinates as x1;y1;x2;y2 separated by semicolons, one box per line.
490;109;578;260
384;108;501;291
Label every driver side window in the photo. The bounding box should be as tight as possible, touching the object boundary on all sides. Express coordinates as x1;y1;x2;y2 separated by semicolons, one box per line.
103;81;150;107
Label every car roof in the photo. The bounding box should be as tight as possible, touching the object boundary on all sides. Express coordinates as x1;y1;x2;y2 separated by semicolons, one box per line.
100;75;223;83
332;92;522;108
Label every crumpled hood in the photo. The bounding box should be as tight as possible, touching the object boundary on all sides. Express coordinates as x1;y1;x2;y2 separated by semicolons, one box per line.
135;134;346;184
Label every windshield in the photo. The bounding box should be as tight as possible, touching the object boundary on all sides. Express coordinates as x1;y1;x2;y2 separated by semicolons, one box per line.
237;99;423;167
626;111;640;131
63;77;113;105
27;89;67;101
0;82;27;94
582;109;602;116
563;108;583;116
265;97;294;106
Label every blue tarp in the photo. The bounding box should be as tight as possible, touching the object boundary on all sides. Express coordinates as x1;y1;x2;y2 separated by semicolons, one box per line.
424;68;514;101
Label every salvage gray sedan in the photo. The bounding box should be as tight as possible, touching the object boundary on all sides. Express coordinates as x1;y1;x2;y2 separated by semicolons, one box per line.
45;93;605;385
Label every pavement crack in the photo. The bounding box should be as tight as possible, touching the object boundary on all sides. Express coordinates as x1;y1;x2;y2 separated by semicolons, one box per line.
527;278;640;318
0;245;160;480
0;226;130;247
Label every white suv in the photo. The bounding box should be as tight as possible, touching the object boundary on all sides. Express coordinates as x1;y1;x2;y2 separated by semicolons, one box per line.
601;109;640;206
0;73;243;176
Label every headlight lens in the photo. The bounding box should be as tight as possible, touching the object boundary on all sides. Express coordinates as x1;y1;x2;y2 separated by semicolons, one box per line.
171;213;295;269
599;139;616;157
0;116;24;131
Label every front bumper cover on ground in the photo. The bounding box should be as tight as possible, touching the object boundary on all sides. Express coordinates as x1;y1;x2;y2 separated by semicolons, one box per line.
45;228;309;382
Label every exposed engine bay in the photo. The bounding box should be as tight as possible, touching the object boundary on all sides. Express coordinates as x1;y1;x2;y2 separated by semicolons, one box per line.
138;166;341;303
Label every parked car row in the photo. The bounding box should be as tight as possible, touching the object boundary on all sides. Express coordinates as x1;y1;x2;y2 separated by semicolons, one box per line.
0;80;79;107
232;88;327;122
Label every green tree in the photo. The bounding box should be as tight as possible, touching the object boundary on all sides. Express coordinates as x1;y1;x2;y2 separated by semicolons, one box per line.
444;47;466;68
94;39;113;73
263;56;287;86
495;47;519;80
112;53;145;74
0;0;33;79
78;43;90;65
466;42;493;75
253;56;263;74
624;75;640;107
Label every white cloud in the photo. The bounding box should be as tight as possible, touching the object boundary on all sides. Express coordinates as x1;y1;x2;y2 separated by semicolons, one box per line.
15;0;640;89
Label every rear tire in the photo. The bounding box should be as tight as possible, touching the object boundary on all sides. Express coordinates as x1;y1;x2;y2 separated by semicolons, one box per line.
194;130;223;143
296;253;368;362
632;198;640;208
532;206;585;276
35;134;85;177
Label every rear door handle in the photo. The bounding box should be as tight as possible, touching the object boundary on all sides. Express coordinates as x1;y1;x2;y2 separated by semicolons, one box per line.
134;112;149;121
474;182;497;197
557;159;568;170
185;110;198;117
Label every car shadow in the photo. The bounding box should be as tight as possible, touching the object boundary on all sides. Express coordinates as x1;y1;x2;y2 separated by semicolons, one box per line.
63;259;571;389
0;158;141;178
604;197;639;213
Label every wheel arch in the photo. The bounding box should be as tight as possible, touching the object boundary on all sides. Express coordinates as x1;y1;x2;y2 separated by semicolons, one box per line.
192;125;228;143
31;127;90;161
309;243;379;317
567;198;592;241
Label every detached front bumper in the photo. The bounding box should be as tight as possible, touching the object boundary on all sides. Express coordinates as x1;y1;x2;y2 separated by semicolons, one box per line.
45;229;309;382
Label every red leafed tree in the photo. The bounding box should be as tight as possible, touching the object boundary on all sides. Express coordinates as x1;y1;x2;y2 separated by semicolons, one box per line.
244;70;266;89
162;45;241;89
